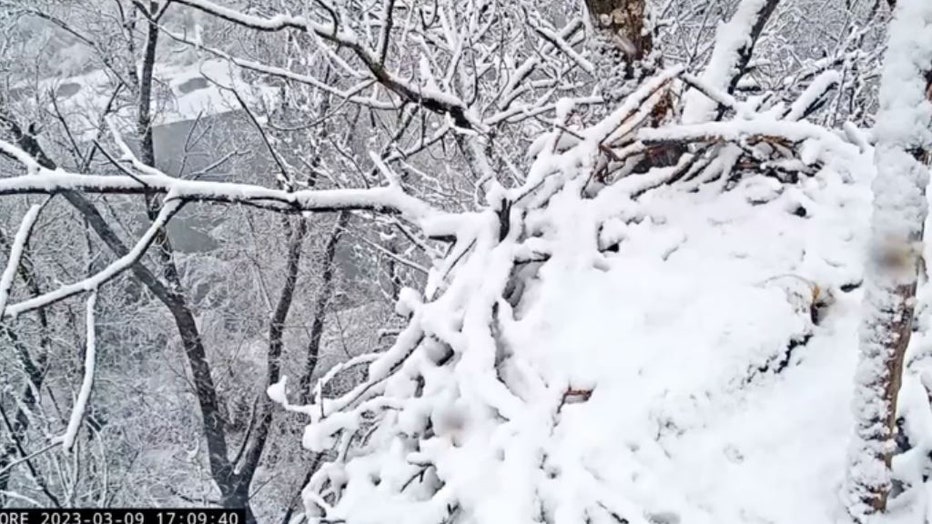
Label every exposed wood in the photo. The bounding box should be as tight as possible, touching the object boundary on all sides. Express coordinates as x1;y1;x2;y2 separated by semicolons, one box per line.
844;1;932;518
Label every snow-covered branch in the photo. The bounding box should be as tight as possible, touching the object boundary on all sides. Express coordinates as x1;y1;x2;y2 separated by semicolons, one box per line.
0;138;441;225
637;119;858;158
2;199;183;318
172;0;479;129
682;0;781;124
54;292;98;453
0;128;457;319
844;0;932;519
0;201;46;317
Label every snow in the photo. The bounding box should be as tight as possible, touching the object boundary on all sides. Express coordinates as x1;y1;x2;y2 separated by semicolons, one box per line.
20;58;277;141
267;376;290;405
319;169;873;521
785;70;841;122
872;3;932;154
177;0;359;45
510;175;869;524
55;292;98;452
4;199;183;318
175;0;308;32
844;0;932;520
0;167;440;228
6;0;931;519
0;202;44;315
682;0;775;124
7;46;922;523
638;119;858;161
293;84;896;521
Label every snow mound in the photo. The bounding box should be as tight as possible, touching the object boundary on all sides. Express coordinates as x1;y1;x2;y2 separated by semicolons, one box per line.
300;155;883;523
506;174;870;523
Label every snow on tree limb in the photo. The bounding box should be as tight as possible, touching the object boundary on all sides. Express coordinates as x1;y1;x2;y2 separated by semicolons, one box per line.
54;292;98;453
155;25;398;111
0;140;41;175
0;201;46;318
844;0;932;519
2;199;183;318
0;129;464;319
0;137;442;226
682;0;781;124
171;0;479;129
525;14;596;75
159;2;595;130
783;70;841;122
638;119;859;158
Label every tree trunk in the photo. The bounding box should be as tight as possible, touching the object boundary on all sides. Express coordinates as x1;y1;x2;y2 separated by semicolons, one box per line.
219;482;255;523
131;3;249;518
299;211;349;402
584;0;651;63
844;0;932;520
235;217;308;495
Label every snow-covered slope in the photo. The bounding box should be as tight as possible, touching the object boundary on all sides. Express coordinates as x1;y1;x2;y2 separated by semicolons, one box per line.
13;59;275;140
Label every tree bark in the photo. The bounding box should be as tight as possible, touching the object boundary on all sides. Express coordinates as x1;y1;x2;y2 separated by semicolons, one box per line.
131;3;251;518
844;0;932;519
584;0;651;62
236;217;308;491
299;211;349;403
